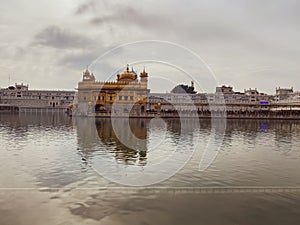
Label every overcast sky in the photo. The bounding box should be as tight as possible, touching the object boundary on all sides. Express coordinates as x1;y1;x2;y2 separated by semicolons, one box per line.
0;0;299;93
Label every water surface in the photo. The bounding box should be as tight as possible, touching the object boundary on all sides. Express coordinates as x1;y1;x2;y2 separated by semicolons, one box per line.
1;113;300;224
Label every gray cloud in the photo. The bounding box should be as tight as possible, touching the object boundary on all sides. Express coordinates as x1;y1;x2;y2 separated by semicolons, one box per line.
0;44;26;60
75;2;92;15
33;26;94;49
1;0;300;91
70;0;300;93
75;0;98;15
75;0;170;31
61;51;99;70
90;6;161;28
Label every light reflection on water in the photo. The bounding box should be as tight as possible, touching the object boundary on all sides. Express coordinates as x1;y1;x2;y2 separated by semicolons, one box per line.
1;113;300;224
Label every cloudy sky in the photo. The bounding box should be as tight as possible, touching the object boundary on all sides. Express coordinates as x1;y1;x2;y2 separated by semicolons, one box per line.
0;0;299;93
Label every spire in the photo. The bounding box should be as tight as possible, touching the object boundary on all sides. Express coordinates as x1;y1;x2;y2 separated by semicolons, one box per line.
126;64;129;72
140;67;148;78
82;65;95;82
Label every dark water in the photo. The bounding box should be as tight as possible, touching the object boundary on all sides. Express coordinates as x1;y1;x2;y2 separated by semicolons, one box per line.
1;113;300;225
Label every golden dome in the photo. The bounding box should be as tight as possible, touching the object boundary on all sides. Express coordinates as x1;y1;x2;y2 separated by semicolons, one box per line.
117;65;138;82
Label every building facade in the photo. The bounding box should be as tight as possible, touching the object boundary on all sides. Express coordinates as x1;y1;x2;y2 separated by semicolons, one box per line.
75;65;150;115
72;65;300;118
148;86;277;113
0;83;75;112
275;87;294;102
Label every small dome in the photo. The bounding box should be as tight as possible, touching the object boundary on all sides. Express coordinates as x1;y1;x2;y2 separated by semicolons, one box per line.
117;65;138;82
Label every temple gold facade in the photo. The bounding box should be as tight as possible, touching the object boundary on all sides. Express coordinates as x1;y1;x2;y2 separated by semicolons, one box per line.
77;65;149;115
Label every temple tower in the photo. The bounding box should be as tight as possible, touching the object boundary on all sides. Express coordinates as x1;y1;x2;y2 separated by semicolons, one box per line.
140;67;148;89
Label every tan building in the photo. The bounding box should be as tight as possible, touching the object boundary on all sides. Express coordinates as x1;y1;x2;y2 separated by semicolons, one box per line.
0;83;75;112
76;65;149;115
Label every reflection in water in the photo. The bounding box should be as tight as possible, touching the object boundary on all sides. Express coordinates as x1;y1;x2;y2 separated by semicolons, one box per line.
1;114;300;188
1;115;300;224
73;117;148;165
74;117;203;185
74;117;202;167
96;118;148;165
0;112;72;139
220;119;298;155
72;118;300;176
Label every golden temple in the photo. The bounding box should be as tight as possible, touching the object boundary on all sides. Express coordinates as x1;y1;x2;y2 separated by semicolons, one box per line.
76;65;149;115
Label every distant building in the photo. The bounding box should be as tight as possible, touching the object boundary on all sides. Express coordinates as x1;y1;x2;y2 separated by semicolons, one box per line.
148;92;196;111
244;88;272;104
216;85;234;94
275;87;294;101
148;85;275;112
276;91;300;103
0;83;75;112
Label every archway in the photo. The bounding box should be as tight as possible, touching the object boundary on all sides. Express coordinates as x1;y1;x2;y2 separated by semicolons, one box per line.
95;104;105;112
141;105;145;113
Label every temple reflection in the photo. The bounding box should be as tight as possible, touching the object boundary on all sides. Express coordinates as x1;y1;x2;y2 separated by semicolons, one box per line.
74;117;202;166
73;118;150;165
96;118;148;165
